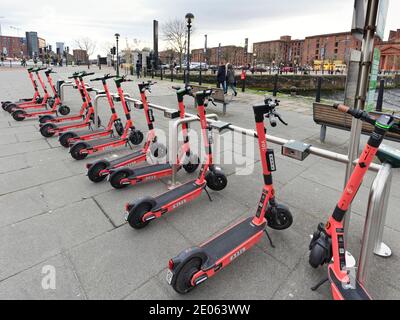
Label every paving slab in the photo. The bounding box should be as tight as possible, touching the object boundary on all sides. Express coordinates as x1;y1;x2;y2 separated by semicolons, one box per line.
67;223;190;300
0;199;113;281
0;254;85;300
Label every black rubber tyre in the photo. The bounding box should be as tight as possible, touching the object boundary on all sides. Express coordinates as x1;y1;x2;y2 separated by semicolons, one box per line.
206;171;228;191
173;258;202;294
2;101;12;110
110;169;132;190
12;110;26;121
309;243;327;269
39;115;54;124
6;103;18;113
87;161;110;183
40;123;56;138
114;120;124;136
126;201;153;229
70;143;89;160
59;132;78;148
183;155;200;174
58;105;70;116
47;98;55;108
266;205;293;231
129;130;144;146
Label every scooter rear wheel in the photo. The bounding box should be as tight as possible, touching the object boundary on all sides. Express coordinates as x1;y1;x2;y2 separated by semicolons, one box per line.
87;161;110;183
39;115;54;124
59;132;78;148
12;110;26;121
173;258;202;294
40;123;56;138
70;143;89;160
2;101;12;110
126;201;153;229
110;169;132;189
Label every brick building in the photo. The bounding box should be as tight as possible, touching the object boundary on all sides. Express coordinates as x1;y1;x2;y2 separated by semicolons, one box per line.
253;36;304;67
73;49;88;64
302;32;362;66
0;35;27;58
377;29;400;71
192;45;252;66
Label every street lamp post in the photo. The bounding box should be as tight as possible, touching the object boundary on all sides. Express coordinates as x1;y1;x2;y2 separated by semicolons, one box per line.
185;13;194;86
115;33;120;77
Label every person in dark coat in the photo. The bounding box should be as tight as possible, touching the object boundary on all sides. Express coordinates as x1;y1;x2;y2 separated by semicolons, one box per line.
226;63;237;96
217;62;227;94
135;60;142;79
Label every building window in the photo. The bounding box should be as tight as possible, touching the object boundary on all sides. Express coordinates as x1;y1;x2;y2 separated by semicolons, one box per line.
335;42;339;47
334;49;338;54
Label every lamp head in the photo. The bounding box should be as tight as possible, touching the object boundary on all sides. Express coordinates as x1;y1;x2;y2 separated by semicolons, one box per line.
185;13;194;24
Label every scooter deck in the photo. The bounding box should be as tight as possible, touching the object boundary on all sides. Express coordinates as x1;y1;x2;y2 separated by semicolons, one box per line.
152;181;203;212
52;121;89;130
85;137;124;148
201;217;266;268
73;128;111;137
45;114;84;123
109;150;146;167
328;268;371;300
127;163;172;178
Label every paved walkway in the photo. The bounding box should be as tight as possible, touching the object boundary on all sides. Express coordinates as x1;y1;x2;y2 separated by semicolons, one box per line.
0;66;399;300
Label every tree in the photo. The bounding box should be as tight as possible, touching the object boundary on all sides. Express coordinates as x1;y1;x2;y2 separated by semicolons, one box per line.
75;37;97;68
162;19;189;69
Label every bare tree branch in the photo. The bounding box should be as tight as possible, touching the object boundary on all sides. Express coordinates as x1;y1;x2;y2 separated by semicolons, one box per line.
162;19;189;68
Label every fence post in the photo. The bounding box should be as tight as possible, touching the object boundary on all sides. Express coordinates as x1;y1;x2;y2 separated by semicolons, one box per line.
316;77;322;102
199;67;202;86
161;68;164;81
376;79;385;112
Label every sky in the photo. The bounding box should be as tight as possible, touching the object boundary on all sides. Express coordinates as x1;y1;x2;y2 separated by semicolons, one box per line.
1;0;399;57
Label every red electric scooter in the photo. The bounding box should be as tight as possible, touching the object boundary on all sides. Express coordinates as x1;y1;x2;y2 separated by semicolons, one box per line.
5;67;53;113
69;76;144;160
108;85;200;189
10;69;70;121
124;89;228;230
58;74;125;147
309;104;400;300
38;71;93;124
38;72;100;138
166;98;293;294
2;67;43;111
85;81;166;182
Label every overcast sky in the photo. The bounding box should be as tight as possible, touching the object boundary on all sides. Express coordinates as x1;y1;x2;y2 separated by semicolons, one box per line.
1;0;399;56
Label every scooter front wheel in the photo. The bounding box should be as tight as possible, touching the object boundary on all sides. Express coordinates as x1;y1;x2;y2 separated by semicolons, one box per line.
2;101;12;110
172;258;202;294
206;171;228;191
126;201;153;229
266;205;293;231
129;129;144;146
58;105;70;116
309;242;328;269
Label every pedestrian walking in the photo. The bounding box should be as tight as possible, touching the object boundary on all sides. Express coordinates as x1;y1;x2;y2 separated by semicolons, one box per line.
226;64;238;96
217;62;227;94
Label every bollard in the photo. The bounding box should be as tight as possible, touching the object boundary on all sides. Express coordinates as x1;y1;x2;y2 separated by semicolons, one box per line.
316;77;322;103
171;68;174;82
273;74;279;97
161;68;163;81
376;79;384;112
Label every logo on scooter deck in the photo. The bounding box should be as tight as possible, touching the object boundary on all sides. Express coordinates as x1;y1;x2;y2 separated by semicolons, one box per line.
172;199;187;210
230;248;246;262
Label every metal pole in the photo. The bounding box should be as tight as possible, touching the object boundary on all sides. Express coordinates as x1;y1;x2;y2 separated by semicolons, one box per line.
376;78;385;112
186;21;192;86
357;162;393;285
273;74;279;97
344;0;380;238
373;162;393;257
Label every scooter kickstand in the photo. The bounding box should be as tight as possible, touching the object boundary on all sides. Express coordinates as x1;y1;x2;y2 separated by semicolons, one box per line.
311;278;329;291
264;230;276;248
204;187;213;202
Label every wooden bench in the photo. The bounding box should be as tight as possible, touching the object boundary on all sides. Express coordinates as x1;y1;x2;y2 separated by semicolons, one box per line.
313;102;400;143
190;85;229;115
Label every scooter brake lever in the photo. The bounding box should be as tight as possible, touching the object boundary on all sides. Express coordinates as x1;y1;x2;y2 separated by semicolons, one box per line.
276;113;288;126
